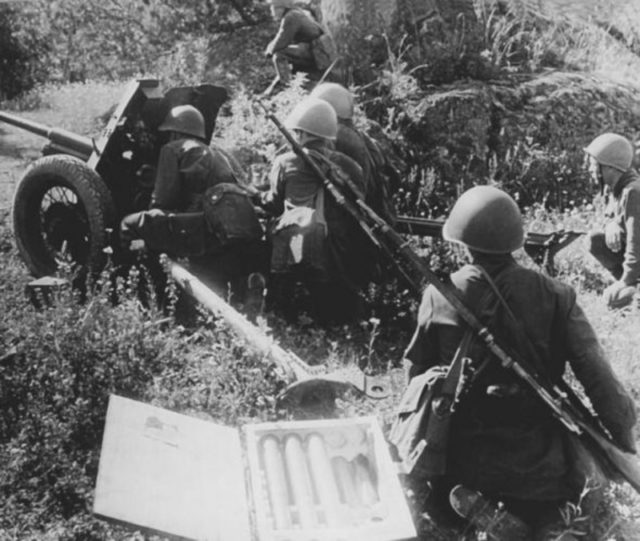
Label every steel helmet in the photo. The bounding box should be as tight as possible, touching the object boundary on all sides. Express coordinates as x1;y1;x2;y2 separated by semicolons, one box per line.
285;97;337;140
443;186;524;254
584;133;634;172
310;82;354;120
158;105;206;139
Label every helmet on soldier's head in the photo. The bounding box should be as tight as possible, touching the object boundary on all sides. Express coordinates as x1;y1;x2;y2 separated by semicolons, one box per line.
443;186;524;254
584;133;634;172
158;105;206;139
310;83;354;120
285;97;337;140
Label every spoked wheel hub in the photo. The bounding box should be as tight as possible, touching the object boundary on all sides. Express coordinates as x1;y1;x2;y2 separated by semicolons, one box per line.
40;194;91;265
12;155;114;277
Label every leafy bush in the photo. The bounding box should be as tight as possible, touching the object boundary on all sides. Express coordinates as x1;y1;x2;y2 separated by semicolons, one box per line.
0;4;50;99
0;240;287;537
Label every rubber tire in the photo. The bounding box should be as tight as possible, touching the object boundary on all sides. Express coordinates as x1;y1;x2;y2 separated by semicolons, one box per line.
12;154;115;277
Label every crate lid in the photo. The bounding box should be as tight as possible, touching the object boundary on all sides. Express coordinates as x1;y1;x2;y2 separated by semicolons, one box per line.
94;395;251;541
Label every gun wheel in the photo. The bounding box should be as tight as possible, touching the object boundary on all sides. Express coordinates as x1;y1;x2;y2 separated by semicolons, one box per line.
12;155;115;277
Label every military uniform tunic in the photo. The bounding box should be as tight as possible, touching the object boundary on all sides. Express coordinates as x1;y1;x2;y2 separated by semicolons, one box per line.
405;255;636;500
151;138;236;212
266;8;323;57
605;169;640;285
259;143;376;288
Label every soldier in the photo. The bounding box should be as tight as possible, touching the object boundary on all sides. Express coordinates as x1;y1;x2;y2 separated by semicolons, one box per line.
263;0;338;96
584;133;640;308
251;97;376;324
309;82;400;223
404;186;636;540
120;105;266;317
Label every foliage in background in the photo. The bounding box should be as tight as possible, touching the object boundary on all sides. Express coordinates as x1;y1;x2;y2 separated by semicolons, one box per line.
0;4;50;100
0;0;269;96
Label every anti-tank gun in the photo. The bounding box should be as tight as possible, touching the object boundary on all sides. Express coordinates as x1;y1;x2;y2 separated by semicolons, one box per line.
3;79;228;277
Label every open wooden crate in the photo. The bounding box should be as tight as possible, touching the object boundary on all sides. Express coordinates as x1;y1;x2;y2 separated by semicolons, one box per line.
94;395;416;541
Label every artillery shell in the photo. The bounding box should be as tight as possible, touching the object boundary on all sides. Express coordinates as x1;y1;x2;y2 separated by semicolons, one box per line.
331;456;360;508
306;433;342;527
353;454;379;506
261;435;291;530
284;434;317;528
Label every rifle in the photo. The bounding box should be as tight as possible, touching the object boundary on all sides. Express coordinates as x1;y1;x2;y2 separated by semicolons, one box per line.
395;215;586;277
260;104;640;493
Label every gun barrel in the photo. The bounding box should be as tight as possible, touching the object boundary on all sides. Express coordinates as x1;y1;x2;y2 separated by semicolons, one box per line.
0;111;93;161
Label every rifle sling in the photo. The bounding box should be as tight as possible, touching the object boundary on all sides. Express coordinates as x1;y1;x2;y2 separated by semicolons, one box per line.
474;264;615;441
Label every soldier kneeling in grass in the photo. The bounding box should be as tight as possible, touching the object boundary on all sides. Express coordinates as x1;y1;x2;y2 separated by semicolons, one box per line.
250;97;378;325
120;105;267;319
584;133;640;309
309;82;401;225
401;186;636;540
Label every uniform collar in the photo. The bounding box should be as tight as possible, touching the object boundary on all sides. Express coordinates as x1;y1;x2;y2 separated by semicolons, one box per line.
470;253;516;274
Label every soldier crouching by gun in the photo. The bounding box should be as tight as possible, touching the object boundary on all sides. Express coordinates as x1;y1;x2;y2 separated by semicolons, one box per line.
400;187;636;540
263;0;339;96
120;105;267;321
249;97;378;325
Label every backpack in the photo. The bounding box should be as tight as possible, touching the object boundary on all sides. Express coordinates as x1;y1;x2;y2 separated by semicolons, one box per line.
202;183;263;247
388;329;473;478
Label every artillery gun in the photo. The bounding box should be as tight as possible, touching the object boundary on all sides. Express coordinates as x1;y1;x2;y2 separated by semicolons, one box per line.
2;79;228;277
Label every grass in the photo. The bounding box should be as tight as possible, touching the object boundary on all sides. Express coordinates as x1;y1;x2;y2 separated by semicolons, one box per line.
476;0;640;84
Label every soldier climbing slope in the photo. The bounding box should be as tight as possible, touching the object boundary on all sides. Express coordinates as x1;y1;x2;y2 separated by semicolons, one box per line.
403;186;636;540
263;0;338;96
120;105;267;318
250;97;378;325
310;82;401;223
584;133;640;308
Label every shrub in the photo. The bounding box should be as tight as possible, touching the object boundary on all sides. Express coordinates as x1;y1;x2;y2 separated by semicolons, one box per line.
0;4;50;99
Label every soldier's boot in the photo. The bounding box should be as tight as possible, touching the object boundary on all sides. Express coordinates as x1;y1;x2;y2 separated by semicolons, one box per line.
244;272;266;322
449;485;532;541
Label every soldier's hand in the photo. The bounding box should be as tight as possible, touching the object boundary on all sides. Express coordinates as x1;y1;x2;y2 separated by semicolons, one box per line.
604;221;624;253
603;280;636;309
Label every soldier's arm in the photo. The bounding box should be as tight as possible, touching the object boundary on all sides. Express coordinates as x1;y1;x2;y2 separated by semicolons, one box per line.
331;152;366;200
256;157;285;216
620;187;640;285
150;145;181;210
565;298;637;452
404;285;459;381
